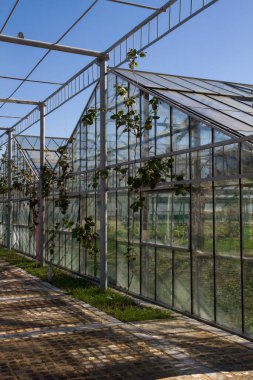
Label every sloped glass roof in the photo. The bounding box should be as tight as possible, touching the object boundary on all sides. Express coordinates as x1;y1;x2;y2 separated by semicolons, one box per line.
14;135;68;173
114;68;253;137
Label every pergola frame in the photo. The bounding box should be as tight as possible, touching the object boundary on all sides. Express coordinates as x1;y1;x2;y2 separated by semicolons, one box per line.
0;0;221;291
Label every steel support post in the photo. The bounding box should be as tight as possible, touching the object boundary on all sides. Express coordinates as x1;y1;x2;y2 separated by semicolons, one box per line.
99;57;108;291
6;128;13;250
38;103;46;266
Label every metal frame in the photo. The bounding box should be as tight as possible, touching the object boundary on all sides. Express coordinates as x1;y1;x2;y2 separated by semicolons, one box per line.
0;34;107;58
0;0;220;141
2;0;243;320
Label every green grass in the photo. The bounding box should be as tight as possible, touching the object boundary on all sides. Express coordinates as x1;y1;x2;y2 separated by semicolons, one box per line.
0;248;173;323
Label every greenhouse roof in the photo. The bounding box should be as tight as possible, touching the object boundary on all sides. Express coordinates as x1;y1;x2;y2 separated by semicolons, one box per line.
114;68;253;137
14;135;68;174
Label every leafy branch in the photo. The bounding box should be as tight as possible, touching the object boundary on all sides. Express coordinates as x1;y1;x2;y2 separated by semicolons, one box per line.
127;48;146;71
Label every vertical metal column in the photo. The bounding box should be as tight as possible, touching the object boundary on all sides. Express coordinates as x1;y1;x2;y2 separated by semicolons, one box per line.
7;128;13;250
99;57;108;291
39;103;46;266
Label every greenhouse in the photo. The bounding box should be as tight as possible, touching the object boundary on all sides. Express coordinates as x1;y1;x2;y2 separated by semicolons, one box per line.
1;67;253;339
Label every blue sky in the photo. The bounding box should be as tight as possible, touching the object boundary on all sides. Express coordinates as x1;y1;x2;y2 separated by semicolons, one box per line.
0;0;253;137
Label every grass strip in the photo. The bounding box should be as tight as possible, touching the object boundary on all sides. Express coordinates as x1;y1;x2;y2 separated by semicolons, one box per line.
0;248;173;323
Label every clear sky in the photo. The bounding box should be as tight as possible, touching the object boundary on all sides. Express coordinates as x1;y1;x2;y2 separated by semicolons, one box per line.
0;0;253;137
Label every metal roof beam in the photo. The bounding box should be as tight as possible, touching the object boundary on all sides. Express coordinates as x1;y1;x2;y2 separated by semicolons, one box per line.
0;74;63;86
107;0;162;11
0;34;108;58
0;98;42;106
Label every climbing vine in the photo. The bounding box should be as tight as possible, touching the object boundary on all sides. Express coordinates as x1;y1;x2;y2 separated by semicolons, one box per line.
126;48;146;71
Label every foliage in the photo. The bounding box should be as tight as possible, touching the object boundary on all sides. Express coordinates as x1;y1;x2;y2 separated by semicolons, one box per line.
69;216;99;256
111;85;162;139
55;143;72;215
127;157;188;212
82;108;98;126
0;177;8;194
111;85;141;137
127;48;146;71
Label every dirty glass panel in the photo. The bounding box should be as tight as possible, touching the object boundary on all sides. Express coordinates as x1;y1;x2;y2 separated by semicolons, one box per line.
191;119;212;147
192;184;214;321
156;101;170;155
129;246;141;294
107;74;117;165
65;232;72;270
242;181;253;335
117;192;128;242
72;239;80;272
214;130;232;142
215;182;241;331
191;149;212;179
129;193;140;243
141;93;155;158
155;193;172;245
87;122;96;169
117;242;128;289
156;248;173;305
172;108;189;151
172;193;190;248
129;84;140;161
141;246;155;300
174;153;189;180
142;193;156;243
116;78;129;163
86;249;95;277
174;250;191;312
107;192;117;284
214;144;238;177
242;142;253;175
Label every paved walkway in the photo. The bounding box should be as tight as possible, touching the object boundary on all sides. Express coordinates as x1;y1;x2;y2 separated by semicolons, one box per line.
0;261;253;379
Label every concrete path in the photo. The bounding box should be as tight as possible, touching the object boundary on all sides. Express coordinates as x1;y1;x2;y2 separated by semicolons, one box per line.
0;260;253;379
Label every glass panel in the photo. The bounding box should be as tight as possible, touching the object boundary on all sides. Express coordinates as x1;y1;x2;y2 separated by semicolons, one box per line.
174;153;189;180
214;130;231;142
116;78;129;163
156;248;173;305
215;182;241;331
117;192;128;242
129;84;140;161
242;181;253;335
141;246;155;299
191;119;212;147
129;246;140;294
172;193;190;248
129;193;140;243
142;194;156;244
192;184;214;321
117;242;128;289
242;142;253;175
156;193;172;245
191;149;212;179
156;101;170;155
174;250;191;312
172;108;189;151
108;192;117;284
141;93;155;158
214;144;238;177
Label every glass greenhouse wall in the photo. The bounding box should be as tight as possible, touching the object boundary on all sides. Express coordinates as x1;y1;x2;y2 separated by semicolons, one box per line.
1;69;253;339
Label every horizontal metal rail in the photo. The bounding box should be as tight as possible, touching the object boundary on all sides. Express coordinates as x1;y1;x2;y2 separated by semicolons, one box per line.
0;98;41;106
0;34;106;58
107;0;162;11
1;0;220;146
0;74;63;86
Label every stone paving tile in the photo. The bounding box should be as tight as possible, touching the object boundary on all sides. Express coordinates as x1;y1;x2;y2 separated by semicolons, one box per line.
0;260;253;379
